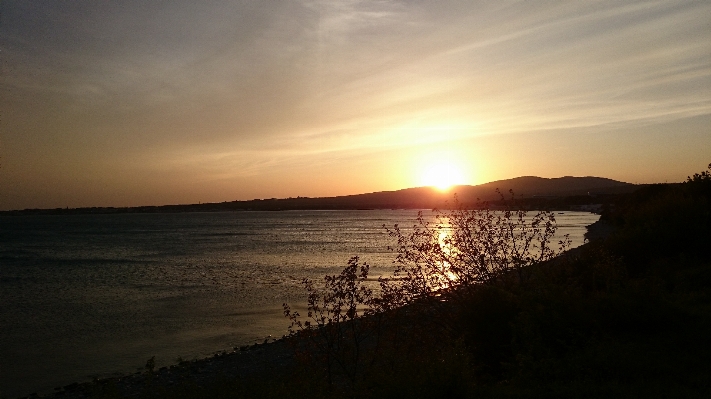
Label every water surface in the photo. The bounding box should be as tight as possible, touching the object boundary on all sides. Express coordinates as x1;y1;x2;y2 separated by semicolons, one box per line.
0;210;598;397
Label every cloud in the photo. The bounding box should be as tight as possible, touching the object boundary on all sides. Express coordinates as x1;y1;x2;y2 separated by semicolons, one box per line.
1;0;709;208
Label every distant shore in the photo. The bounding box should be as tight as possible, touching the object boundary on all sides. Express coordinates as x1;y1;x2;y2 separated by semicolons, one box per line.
0;196;612;216
2;176;640;215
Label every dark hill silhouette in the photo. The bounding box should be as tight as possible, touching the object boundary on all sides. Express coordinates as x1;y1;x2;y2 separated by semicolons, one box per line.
290;176;635;210
462;175;634;199
3;176;636;215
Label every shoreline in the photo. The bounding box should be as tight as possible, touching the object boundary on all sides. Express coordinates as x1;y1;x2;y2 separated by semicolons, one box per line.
583;218;615;242
37;338;295;399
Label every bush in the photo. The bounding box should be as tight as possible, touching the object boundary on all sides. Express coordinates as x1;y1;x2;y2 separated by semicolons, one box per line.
383;193;569;294
282;193;571;392
283;256;375;388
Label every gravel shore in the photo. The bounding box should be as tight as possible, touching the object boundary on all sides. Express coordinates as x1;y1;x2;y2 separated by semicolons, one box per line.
37;339;295;399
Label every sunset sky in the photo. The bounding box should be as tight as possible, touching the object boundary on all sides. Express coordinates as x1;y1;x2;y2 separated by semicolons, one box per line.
1;0;709;210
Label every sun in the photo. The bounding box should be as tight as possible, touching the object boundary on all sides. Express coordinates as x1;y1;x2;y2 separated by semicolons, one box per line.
420;160;466;191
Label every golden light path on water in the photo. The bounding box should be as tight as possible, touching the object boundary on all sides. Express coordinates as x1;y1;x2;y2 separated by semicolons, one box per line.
438;229;459;287
429;212;571;290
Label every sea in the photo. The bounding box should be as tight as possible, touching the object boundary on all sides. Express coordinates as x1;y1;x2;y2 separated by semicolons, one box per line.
0;210;598;397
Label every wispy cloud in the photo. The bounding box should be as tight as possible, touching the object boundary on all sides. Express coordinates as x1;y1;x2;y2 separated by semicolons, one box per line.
1;0;709;208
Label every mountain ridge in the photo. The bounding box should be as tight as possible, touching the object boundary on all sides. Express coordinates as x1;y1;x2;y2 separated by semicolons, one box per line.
3;176;639;214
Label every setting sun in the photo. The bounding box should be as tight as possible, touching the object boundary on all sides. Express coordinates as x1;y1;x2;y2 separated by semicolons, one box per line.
420;160;466;191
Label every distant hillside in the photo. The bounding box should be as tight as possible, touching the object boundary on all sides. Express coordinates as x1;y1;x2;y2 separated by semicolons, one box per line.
281;176;636;210
458;175;635;200
2;176;638;215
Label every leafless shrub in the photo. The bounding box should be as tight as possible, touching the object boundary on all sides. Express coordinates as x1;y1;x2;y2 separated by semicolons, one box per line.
283;191;570;389
380;192;570;303
283;256;375;388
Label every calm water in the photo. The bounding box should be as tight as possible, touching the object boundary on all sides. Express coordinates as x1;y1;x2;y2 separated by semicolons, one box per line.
0;210;598;397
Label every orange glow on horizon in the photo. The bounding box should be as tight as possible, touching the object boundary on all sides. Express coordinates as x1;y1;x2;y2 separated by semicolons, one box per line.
419;160;467;191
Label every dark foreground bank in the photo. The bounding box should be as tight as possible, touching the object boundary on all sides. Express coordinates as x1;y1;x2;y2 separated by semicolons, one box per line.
26;339;294;399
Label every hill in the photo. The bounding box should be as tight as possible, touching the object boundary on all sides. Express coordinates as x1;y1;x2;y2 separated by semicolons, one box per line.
3;176;637;214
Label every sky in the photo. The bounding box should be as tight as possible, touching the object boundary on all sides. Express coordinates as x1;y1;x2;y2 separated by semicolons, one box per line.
1;0;709;210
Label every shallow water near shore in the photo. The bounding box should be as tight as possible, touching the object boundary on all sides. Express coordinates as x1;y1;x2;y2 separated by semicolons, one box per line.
0;210;598;397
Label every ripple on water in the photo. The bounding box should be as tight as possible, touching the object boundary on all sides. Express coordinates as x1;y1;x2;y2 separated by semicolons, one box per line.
0;210;598;397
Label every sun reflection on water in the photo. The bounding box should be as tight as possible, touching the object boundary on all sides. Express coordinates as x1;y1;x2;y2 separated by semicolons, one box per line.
437;226;459;287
